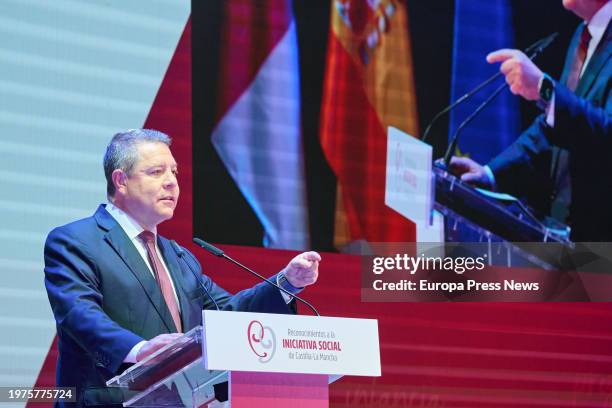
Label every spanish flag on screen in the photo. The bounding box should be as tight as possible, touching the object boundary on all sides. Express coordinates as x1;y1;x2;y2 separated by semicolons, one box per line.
320;0;420;247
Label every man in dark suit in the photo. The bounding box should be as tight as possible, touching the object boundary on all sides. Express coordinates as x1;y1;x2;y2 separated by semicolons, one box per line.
44;129;321;407
449;0;611;241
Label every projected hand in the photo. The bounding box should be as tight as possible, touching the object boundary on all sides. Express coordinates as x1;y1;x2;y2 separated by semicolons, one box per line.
487;49;543;101
448;156;494;189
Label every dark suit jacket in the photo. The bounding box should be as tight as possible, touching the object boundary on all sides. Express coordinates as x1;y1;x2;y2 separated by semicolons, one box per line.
488;21;612;241
44;205;293;407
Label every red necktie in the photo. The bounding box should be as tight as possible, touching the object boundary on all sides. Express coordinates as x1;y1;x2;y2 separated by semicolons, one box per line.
551;24;593;223
139;231;182;333
566;24;591;91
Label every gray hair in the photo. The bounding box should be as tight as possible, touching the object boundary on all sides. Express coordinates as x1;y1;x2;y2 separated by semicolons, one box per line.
103;129;172;197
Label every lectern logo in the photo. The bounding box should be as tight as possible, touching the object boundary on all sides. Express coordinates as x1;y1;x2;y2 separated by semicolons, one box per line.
247;320;276;363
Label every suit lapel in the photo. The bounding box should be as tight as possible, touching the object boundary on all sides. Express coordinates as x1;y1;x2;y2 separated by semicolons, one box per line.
575;21;612;96
560;23;584;86
158;237;194;331
94;205;177;333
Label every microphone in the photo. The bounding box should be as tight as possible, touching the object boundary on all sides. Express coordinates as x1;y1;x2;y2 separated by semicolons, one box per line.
422;32;558;144
192;238;224;257
441;32;558;166
171;240;220;311
524;32;558;57
192;237;321;316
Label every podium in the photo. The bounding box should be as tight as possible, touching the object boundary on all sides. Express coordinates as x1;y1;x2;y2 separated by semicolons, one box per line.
433;165;572;244
107;311;380;407
384;126;572;245
384;126;575;269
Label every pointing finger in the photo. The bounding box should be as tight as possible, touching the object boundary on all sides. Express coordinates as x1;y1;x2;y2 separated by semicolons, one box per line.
486;49;517;64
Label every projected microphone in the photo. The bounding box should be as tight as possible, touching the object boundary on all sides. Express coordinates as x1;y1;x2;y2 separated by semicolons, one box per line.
422;32;558;144
192;237;321;316
524;32;558;57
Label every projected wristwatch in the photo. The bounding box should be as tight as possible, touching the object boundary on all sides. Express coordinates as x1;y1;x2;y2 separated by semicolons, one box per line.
538;73;555;108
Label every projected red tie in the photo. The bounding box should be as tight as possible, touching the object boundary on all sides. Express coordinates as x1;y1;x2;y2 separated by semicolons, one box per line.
139;231;182;333
552;24;592;223
566;24;591;91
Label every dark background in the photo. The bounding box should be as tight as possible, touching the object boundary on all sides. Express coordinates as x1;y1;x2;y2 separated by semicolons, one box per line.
191;0;580;251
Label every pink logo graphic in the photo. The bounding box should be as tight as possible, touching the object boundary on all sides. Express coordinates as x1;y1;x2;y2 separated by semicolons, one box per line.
247;320;276;363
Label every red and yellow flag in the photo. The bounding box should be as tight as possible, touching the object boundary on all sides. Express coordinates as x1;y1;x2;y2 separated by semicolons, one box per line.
320;0;420;247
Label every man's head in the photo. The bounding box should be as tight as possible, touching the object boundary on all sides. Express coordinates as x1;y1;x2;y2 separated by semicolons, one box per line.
562;0;609;21
103;129;179;230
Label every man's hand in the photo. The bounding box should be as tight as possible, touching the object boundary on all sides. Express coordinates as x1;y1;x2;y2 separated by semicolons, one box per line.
136;333;182;362
448;156;493;189
283;251;321;288
487;49;543;101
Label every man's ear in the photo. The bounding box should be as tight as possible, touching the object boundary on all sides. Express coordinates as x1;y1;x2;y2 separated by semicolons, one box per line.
111;169;128;195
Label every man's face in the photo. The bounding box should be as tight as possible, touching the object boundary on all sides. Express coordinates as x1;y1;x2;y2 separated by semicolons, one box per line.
117;142;179;230
562;0;607;20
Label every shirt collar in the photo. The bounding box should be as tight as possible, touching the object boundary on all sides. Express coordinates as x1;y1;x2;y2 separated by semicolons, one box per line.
105;202;157;240
586;1;612;45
